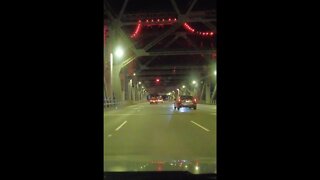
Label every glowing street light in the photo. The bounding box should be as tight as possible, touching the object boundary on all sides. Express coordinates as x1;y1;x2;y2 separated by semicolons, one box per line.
195;166;199;171
192;80;196;84
182;85;185;88
138;81;141;85
133;73;136;76
115;46;124;58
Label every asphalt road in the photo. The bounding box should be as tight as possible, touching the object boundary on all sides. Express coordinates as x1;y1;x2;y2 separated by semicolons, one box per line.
104;101;216;173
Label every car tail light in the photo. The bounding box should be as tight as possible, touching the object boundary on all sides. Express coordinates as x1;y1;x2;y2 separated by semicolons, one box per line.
192;98;197;103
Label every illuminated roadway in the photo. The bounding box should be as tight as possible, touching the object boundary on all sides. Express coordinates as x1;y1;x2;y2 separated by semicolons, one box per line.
104;101;216;172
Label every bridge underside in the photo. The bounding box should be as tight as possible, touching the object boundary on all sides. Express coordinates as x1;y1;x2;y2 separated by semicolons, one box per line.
104;0;216;104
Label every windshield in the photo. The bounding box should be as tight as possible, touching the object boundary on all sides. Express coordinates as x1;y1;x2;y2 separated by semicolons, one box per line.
104;0;217;175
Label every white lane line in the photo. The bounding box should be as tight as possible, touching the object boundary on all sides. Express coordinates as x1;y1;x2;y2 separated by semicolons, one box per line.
115;121;127;131
190;121;210;132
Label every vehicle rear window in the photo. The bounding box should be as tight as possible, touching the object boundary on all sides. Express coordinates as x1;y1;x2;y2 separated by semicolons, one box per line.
180;96;193;100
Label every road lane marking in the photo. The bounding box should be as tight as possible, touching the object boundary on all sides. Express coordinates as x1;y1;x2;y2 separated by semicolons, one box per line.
190;121;210;132
115;121;127;131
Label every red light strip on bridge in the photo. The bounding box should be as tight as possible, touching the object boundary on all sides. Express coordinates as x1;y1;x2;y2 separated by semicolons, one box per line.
130;18;215;38
183;22;215;37
131;20;142;38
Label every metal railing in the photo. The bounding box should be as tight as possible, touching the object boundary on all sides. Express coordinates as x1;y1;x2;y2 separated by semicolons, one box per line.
104;98;120;109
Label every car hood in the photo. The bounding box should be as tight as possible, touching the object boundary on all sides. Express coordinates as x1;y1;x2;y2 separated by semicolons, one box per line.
104;156;216;174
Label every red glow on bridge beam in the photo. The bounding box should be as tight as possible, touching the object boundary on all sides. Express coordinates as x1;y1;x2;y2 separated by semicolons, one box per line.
130;18;215;39
131;21;142;38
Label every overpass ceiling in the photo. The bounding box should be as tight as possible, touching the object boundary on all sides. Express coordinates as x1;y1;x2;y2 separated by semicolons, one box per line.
105;0;216;91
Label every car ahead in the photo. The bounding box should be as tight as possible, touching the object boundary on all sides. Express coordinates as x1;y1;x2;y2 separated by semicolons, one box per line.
174;95;197;110
150;97;158;104
157;97;164;103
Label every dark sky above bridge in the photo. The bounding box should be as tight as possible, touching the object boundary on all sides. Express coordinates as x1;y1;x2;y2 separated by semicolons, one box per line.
107;0;216;13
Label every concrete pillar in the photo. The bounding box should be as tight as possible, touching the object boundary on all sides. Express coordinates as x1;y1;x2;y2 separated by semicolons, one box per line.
205;82;210;104
132;85;136;102
122;90;125;101
132;80;137;102
135;85;138;101
136;85;139;101
111;65;123;101
128;79;132;101
105;22;113;99
212;84;217;103
103;76;107;99
104;49;112;98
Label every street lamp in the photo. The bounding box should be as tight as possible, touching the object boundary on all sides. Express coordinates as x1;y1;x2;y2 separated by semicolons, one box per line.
182;85;185;88
115;46;124;58
192;80;196;84
133;73;136;76
138;81;141;85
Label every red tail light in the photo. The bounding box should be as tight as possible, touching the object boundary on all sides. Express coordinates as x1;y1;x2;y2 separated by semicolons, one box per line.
192;98;197;104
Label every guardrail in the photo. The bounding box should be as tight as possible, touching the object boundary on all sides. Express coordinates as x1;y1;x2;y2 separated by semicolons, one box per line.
104;98;120;109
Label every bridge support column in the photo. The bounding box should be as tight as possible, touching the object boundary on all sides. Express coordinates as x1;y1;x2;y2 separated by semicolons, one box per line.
128;79;132;101
132;84;136;102
212;84;217;104
111;65;123;102
205;82;211;104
